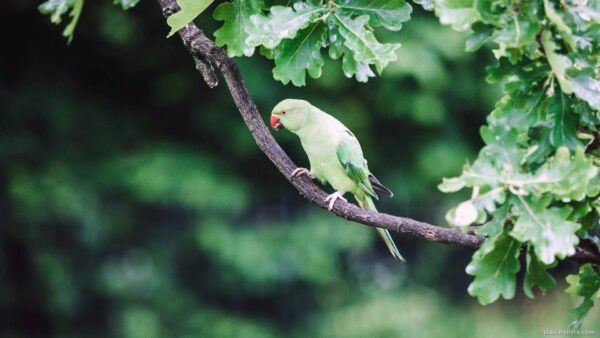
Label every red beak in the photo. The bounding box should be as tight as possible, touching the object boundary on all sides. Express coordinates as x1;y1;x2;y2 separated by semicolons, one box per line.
270;115;284;130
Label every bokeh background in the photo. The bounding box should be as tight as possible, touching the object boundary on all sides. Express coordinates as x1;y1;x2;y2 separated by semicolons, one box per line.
2;1;599;337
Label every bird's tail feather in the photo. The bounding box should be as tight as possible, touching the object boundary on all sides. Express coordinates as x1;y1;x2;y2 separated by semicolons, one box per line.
356;195;406;262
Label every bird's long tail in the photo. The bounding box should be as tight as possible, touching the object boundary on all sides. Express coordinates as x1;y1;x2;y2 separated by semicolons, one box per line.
356;194;406;262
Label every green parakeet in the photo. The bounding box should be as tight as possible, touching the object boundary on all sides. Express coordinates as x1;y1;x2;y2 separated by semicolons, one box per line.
270;99;405;261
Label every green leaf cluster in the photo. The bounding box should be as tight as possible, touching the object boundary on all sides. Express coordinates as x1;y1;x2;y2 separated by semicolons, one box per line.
434;0;600;326
212;0;412;85
565;264;600;329
38;0;84;43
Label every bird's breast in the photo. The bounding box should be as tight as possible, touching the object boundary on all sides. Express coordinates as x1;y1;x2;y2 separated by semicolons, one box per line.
299;126;338;166
299;127;356;193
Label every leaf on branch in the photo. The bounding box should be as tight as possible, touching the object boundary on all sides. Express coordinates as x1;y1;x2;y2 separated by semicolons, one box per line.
523;246;556;298
446;200;478;227
472;187;506;216
39;0;72;24
214;0;265;57
575;101;599;131
511;195;580;265
475;0;508;26
38;0;84;44
335;0;412;31
479;124;523;171
572;71;600;111
548;94;581;150
246;2;327;49
475;204;507;237
493;13;540;49
166;0;215;38
445;187;506;227
270;22;328;86
413;0;433;11
540;35;600;111
543;0;572;35
438;177;465;193
425;0;600;314
570;1;600;24
328;28;375;82
243;0;410;85
542;31;573;94
340;47;376;82
435;0;481;31
523;127;553;169
566;264;600;329
446;123;522;192
466;226;521;305
566;274;580;299
530;147;598;201
484;58;515;84
332;12;399;74
465;22;494;52
61;0;84;44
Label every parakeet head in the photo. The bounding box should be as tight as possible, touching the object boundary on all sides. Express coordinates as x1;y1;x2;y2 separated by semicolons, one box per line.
270;99;309;132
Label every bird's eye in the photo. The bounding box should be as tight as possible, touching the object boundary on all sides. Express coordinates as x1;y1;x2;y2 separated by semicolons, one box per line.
282;111;287;115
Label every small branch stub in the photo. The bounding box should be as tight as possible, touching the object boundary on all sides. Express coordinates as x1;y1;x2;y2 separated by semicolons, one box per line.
194;55;218;88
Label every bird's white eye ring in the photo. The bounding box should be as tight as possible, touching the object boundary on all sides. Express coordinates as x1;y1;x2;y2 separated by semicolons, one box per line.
282;111;287;115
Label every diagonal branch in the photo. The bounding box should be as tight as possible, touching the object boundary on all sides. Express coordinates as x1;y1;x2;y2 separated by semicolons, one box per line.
154;0;600;265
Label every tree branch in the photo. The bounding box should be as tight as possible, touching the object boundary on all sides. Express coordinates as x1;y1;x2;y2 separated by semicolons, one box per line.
154;0;600;264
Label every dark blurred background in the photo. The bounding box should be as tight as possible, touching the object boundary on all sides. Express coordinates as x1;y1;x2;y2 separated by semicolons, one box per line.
1;1;598;336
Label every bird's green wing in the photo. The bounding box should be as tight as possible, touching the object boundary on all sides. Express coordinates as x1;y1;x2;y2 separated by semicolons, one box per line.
336;130;377;199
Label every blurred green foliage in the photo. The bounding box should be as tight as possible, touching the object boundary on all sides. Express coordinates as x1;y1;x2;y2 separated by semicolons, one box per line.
2;0;599;336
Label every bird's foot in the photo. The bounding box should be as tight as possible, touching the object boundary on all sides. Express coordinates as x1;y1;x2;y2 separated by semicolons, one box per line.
325;191;347;211
291;167;314;179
